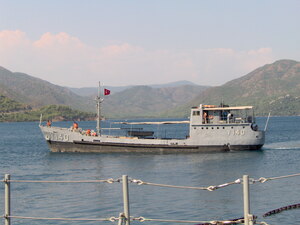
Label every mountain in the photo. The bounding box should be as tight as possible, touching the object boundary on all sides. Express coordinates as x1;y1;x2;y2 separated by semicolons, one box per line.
1;59;300;120
69;80;201;97
102;85;208;118
0;65;208;118
0;66;95;112
166;59;300;117
69;85;133;96
146;80;198;88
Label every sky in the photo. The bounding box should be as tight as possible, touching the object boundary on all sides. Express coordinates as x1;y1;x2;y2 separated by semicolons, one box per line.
0;0;299;87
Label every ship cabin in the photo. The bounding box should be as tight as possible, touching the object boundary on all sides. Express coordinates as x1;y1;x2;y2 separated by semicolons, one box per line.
190;104;255;126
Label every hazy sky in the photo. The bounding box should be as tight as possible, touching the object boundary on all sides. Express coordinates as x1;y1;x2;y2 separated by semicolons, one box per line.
0;0;299;87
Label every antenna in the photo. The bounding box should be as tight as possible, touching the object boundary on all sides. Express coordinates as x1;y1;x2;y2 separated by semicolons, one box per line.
39;114;43;126
264;112;271;132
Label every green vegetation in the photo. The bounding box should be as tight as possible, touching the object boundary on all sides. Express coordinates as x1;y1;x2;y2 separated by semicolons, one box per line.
171;59;300;117
256;95;300;116
0;95;31;113
0;103;96;122
38;105;96;121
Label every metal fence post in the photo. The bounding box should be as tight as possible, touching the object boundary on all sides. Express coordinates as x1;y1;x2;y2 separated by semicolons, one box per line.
243;175;253;225
118;213;125;225
4;174;11;225
122;175;130;225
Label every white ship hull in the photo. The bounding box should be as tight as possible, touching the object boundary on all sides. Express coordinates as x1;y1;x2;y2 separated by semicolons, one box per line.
40;122;265;153
40;86;266;154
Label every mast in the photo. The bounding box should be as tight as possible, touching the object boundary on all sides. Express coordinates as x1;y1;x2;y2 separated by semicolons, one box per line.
96;82;103;135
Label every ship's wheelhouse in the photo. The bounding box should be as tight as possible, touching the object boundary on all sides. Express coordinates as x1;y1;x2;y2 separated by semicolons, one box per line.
190;104;256;126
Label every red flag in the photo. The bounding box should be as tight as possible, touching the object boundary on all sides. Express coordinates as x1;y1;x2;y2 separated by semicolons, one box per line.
104;89;111;96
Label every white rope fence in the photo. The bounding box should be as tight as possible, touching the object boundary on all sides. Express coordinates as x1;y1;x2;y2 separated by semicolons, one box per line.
4;172;300;188
251;172;300;183
5;215;114;222
130;178;241;191
4;178;120;183
132;216;246;224
4;215;248;224
130;172;300;190
3;172;300;225
4;215;260;225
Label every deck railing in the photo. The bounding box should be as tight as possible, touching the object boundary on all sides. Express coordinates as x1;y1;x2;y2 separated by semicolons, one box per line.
3;173;300;225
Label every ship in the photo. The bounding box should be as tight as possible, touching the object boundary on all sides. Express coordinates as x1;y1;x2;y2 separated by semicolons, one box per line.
39;85;266;153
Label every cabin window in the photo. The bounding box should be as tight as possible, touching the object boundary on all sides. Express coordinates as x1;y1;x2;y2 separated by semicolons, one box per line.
193;111;200;116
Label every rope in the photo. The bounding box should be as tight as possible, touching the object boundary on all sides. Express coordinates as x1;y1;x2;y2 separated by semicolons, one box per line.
3;172;300;187
263;203;300;217
3;178;120;184
133;217;244;224
130;179;241;191
196;217;244;225
133;217;270;225
252;172;300;183
4;215;270;225
6;215;117;222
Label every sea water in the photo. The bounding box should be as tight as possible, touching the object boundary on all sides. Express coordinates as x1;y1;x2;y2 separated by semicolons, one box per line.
0;117;300;225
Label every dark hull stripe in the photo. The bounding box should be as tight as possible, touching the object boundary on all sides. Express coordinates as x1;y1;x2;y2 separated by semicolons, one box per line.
47;140;263;153
74;140;201;149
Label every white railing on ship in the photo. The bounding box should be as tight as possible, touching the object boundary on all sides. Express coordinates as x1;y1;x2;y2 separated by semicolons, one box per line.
3;173;300;225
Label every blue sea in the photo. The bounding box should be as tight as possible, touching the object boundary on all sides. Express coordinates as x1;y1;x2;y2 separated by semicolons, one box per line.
1;117;300;225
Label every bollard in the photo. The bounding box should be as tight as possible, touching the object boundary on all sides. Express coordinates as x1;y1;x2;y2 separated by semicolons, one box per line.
243;175;253;225
122;175;130;225
4;174;11;225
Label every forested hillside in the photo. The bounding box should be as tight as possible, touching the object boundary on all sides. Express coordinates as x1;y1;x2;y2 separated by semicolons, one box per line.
102;85;208;118
0;101;96;122
0;65;208;119
164;59;300;117
0;66;95;112
1;59;300;121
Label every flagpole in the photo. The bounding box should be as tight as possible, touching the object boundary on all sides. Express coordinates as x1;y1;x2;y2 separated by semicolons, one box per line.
96;82;101;135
